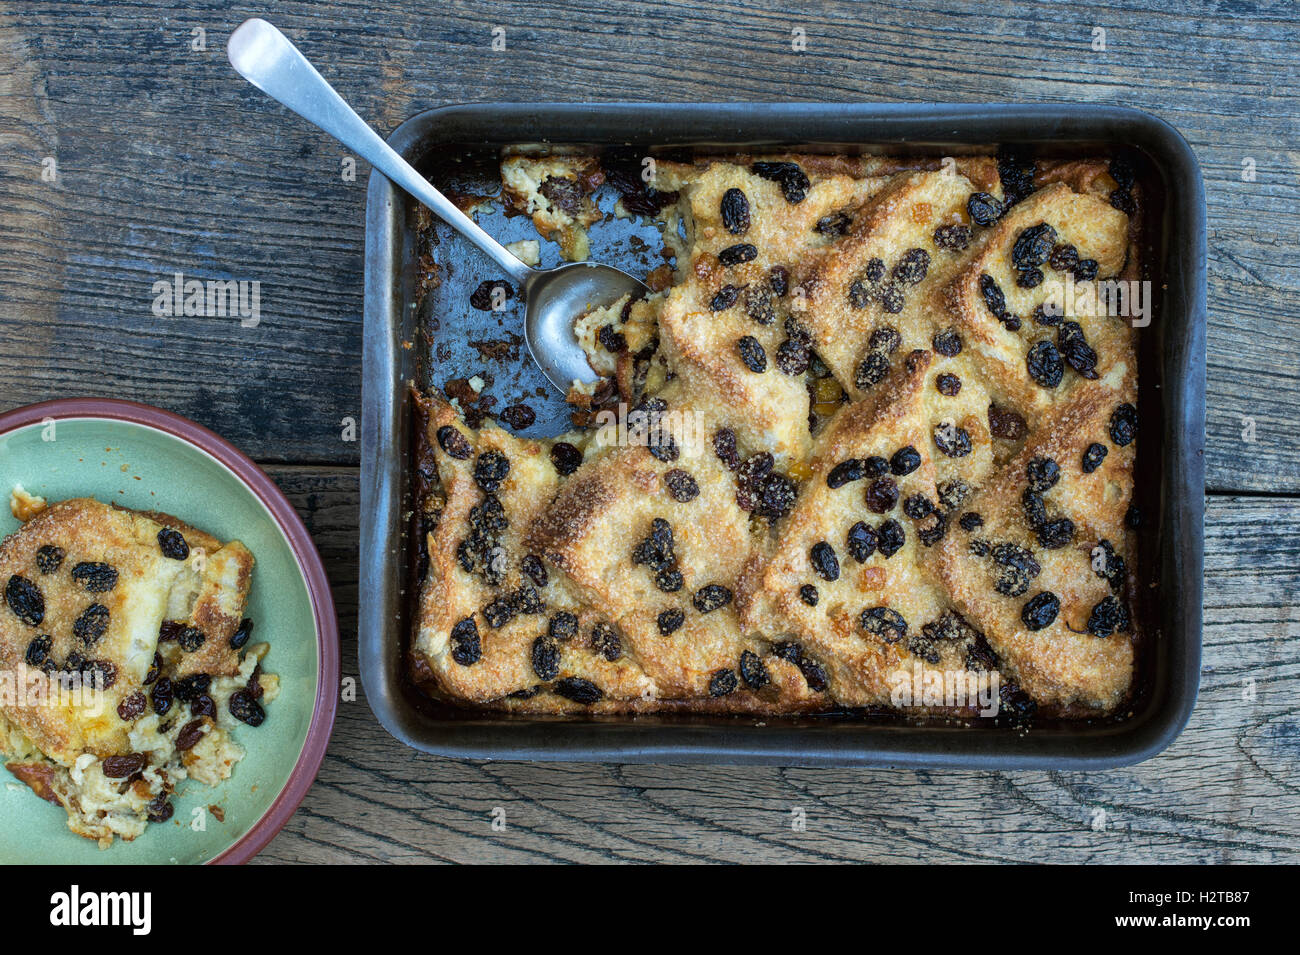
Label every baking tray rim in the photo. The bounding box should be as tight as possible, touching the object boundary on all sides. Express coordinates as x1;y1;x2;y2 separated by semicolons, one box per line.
360;101;1206;769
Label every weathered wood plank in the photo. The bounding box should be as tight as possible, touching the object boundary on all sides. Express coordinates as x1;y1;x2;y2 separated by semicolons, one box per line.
0;1;1296;490
256;470;1300;864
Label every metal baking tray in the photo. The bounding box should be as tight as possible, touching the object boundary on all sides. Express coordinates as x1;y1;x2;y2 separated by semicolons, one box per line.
360;103;1205;768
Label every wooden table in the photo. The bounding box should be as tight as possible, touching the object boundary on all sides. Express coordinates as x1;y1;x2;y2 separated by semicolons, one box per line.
2;0;1296;864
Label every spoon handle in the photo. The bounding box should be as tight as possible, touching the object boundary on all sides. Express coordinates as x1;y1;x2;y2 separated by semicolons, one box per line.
228;18;532;285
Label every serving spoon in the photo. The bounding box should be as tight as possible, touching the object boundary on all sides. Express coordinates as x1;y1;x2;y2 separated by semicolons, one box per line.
227;17;644;391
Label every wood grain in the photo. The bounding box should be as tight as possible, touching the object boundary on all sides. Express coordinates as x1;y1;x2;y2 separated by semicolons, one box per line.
256;470;1300;864
0;1;1296;489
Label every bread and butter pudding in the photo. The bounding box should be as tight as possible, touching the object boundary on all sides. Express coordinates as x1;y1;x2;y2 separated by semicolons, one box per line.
0;497;276;846
410;149;1144;722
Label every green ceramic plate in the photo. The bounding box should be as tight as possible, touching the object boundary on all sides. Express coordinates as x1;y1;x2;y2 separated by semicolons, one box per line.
0;400;338;864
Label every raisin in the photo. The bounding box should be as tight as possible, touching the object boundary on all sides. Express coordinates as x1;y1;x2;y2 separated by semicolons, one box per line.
550;441;583;476
751;161;809;203
102;753;147;779
501;403;537;430
663;469;700;503
744;285;776;325
1021;592;1060;631
1073;259;1099;282
514;585;546;615
1110;403;1138;447
173;719;206;752
591;622;622;661
73;561;120;594
892;248;930;285
24;634;52;667
173;674;210;703
647;431;680;463
827;459;865;489
482;597;516;629
1017;268;1043;289
813;211;851;236
868;327;900;356
712;428;740;470
1036;517;1075;549
1094;539;1127;593
1000;312;1022;332
739;650;770;690
933;224;972;251
1081;443;1108;474
470;280;514;311
657;608;685;635
1033;303;1062;327
855;352;890;389
768;266;789;297
864;258;886;283
1059;321;1099;379
5;575;44;626
918;512;948;546
709;285;740;311
863;456;889;478
117;691;148;722
708;669;738;697
967;192;1003;226
846;521;877;562
1026;340;1064;388
959;511;984;531
151;677;174;717
1021;489;1047;529
1086;595;1128;637
998;151;1036;206
229;689;266;726
932;330;963;356
693;584;733;613
179;626;207;652
521;554;549;588
879;282;905;314
73;603;110;645
735;452;774;511
903;495;933;520
755;473;797;520
979;273;1007;318
531;635;560;680
450;617;481;666
877;519;905;558
936;373;962;396
543;613;574;641
1048;243;1079;272
538;176;583;214
474;451;510;492
1011;223;1057;269
991;543;1041;597
847;279;874;310
146;795;174;823
938;480;970;511
998;682;1038;726
988;406;1028;440
890;446;921;476
229;618;254;651
191;694;217;718
865;477;899;514
1026;456;1061;492
437;425;473;459
720;187;751;235
906;633;941;664
35;545;65;575
861;606;908;643
933;423;972;457
775;338;809;375
810;541;840;581
1126;504;1142;529
966;632;1000;672
799;584;820;606
555;677;603;704
969;538;991;557
737;335;767;372
155;528;189;561
718;243;758;266
655;568;683;593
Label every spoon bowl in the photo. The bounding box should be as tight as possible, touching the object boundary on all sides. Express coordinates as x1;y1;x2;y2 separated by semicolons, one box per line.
228;17;642;391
